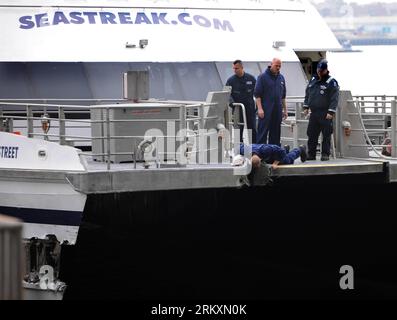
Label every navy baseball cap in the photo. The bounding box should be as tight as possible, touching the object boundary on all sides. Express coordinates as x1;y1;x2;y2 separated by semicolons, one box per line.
317;59;328;70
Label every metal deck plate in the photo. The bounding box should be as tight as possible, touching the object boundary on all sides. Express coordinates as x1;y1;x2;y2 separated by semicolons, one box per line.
66;161;248;194
270;158;385;177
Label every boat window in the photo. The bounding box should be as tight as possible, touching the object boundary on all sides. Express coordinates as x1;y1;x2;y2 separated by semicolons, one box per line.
279;62;307;96
146;63;184;100
0;63;32;99
85;62;184;100
120;62;222;101
216;62;262;85
0;61;307;102
173;62;222;101
84;62;130;99
28;63;92;99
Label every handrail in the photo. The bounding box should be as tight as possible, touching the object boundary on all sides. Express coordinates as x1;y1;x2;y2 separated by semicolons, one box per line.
352;99;397;159
0;100;230;168
231;103;249;145
6;94;396;166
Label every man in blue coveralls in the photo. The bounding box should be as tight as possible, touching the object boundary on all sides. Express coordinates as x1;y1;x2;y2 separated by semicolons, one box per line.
240;144;307;169
254;58;288;145
303;59;339;161
226;60;257;143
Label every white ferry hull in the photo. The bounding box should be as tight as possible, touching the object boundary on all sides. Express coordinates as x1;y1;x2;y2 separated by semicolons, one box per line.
0;132;87;243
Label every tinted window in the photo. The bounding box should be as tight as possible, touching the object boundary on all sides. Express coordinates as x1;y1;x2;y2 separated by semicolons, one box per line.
27;63;92;99
174;62;222;101
0;63;32;99
84;62;130;99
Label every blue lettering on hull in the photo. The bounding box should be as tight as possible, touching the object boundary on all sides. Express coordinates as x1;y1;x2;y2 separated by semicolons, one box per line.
18;11;234;32
0;146;19;159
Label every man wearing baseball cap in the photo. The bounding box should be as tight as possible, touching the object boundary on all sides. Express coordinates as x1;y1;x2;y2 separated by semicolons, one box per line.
303;59;339;161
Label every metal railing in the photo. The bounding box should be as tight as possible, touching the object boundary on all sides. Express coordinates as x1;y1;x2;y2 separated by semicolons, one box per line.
281;98;309;148
280;95;397;160
231;103;250;145
0;215;24;300
6;95;394;165
0;100;235;169
347;98;397;158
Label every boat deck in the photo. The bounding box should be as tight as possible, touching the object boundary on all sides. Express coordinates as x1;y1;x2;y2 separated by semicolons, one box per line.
61;156;394;194
82;156;387;175
271;157;387;177
1;155;394;194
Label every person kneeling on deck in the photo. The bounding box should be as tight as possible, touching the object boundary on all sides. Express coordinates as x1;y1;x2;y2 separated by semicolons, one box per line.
239;144;307;169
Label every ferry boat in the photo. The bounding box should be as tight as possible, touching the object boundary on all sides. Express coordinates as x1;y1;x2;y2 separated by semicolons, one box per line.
1;0;397;300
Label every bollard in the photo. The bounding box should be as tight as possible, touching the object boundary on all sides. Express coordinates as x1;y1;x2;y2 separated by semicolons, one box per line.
0;214;24;300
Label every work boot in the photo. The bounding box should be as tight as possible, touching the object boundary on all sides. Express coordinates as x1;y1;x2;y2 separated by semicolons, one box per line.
299;145;307;163
284;144;290;154
307;154;316;161
321;154;329;161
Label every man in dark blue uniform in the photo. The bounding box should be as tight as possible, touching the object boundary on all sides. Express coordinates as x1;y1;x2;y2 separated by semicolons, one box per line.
303;59;339;161
254;58;288;146
240;144;307;169
226;60;257;143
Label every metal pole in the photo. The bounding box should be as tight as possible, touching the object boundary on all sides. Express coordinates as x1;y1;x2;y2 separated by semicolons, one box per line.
294;102;303;148
391;100;397;158
133;140;137;169
382;95;386;116
179;105;186;164
27;105;34;138
198;104;205;164
59;107;66;145
106;107;111;170
7;118;14;133
0;214;24;300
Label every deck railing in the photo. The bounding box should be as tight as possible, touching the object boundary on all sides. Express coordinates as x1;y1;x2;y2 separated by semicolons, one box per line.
2;95;396;163
0;99;237;168
347;98;397;158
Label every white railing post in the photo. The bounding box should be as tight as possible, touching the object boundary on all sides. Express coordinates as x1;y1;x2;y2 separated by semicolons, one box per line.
26;105;34;138
294;102;303;148
59;107;66;145
391;100;397;158
179;105;187;164
106;107;111;170
198;104;205;164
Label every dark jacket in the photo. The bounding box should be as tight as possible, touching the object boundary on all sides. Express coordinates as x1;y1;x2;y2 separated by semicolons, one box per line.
226;72;256;111
240;143;285;163
304;73;339;114
254;67;286;111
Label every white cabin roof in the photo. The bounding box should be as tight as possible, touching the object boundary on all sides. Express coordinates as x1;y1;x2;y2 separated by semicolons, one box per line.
0;0;341;62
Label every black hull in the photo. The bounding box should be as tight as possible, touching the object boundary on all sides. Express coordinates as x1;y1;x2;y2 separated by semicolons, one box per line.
61;172;397;300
